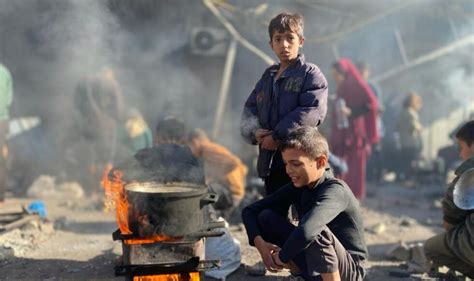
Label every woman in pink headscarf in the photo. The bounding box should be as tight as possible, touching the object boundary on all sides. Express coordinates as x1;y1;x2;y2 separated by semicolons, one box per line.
330;58;380;200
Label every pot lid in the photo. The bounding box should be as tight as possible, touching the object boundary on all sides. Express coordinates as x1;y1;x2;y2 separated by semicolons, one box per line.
125;182;207;197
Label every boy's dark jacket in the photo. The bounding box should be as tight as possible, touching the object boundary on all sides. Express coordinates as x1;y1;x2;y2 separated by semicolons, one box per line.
242;170;368;263
441;157;474;266
240;54;328;177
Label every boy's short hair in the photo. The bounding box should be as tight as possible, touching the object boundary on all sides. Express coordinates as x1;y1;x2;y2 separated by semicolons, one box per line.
279;126;328;159
456;120;474;146
268;13;304;40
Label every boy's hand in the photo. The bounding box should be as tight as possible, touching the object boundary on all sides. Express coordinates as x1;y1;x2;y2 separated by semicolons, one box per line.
254;236;282;272
271;250;290;270
261;135;278;150
443;220;453;230
255;129;272;144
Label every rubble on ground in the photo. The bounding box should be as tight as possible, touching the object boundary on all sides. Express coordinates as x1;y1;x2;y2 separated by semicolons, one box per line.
386;241;410;261
27;175;84;199
0;219;55;259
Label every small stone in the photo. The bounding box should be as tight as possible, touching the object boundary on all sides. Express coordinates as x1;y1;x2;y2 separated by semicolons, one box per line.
400;217;417;227
39;222;55;234
245;261;266;276
414;273;437;280
54;217;70;229
386;241;410;261
369;223;386;234
433;200;442;209
0;246;15;260
21;220;40;232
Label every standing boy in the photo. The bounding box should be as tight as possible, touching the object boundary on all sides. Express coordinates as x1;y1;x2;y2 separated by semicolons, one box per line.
424;119;474;278
242;127;367;281
240;13;328;195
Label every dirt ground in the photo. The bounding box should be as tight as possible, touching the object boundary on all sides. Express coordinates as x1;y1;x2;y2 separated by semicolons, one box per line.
0;180;446;281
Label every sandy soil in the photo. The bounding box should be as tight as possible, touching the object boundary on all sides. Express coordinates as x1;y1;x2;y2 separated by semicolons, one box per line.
0;181;445;281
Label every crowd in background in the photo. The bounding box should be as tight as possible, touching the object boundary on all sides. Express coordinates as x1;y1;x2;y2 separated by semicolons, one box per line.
0;53;470;206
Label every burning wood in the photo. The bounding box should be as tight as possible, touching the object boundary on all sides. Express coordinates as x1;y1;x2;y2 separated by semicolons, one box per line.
130;272;200;281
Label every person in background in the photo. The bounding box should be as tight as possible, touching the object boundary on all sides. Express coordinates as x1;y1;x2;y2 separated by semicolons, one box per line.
111;115;207;233
330;59;379;200
240;12;328;196
98;68;152;158
242;127;367;281
396;92;423;187
117;116;205;184
328;152;348;178
69;69;152;191
424;120;474;278
357;62;385;183
113;118;242;280
0;62;13;202
187;128;248;219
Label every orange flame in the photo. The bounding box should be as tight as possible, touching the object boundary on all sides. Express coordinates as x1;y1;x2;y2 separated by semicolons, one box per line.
101;165;182;243
133;272;200;281
101;164;131;234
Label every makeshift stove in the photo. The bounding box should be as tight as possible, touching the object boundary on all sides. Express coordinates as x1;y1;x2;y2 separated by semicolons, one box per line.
113;227;224;280
103;171;225;281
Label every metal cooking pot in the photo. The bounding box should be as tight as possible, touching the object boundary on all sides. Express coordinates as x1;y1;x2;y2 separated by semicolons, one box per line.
125;182;217;237
454;168;474;210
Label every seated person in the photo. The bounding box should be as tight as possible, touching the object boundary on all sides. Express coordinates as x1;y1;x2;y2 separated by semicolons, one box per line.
115;116;205;184
424;120;474;278
242;126;367;281
187;128;248;218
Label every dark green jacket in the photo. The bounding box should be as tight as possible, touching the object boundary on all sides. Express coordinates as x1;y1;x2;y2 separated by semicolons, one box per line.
442;157;474;225
442;157;474;266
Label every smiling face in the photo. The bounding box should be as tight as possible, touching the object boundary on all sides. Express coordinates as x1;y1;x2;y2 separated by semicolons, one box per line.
282;148;327;187
270;30;304;65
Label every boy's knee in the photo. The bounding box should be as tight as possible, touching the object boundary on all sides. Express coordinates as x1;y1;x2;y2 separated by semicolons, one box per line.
257;209;279;226
424;233;446;260
314;227;335;248
303;228;339;273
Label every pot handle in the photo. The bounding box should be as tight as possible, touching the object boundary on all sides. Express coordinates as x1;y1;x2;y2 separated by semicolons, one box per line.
200;192;219;208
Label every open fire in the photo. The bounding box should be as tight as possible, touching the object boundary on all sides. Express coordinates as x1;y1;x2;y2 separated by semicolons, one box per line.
101;165;222;281
101;166;178;244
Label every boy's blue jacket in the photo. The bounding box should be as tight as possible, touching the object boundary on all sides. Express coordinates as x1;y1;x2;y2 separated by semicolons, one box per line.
240;54;328;177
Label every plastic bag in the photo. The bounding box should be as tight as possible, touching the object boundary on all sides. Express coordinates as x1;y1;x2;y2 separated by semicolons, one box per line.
205;220;241;280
